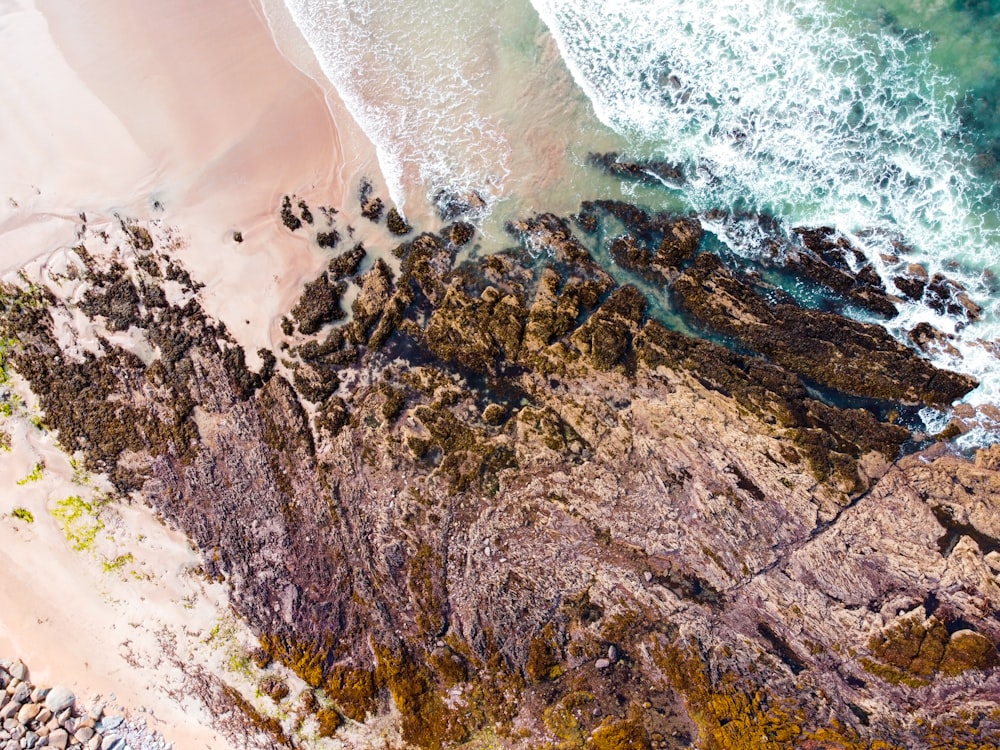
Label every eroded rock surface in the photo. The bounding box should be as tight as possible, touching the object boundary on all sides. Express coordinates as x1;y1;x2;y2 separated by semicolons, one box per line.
1;208;996;749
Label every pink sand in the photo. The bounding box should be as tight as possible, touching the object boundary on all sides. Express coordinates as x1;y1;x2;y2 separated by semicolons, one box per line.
0;0;382;745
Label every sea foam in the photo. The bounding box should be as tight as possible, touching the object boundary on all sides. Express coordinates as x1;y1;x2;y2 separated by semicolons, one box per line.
279;0;513;218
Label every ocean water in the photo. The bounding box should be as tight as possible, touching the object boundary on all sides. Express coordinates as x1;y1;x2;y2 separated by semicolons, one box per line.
274;0;1000;441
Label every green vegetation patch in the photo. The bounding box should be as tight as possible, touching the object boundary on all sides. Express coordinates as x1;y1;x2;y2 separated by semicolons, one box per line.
0;337;19;385
15;461;44;485
102;552;134;573
50;494;104;551
11;507;34;523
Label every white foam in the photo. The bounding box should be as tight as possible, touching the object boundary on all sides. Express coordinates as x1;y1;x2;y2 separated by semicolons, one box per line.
279;0;513;217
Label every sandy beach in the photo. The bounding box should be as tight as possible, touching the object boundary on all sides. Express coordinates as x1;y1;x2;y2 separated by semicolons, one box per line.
0;0;381;745
1;0;386;359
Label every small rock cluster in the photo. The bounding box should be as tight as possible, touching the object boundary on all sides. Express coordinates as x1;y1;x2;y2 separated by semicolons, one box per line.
0;660;168;750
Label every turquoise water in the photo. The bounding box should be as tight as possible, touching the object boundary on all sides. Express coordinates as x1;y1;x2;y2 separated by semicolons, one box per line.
279;0;1000;440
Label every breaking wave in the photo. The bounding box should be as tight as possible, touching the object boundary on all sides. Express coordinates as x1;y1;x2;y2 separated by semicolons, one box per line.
279;0;514;217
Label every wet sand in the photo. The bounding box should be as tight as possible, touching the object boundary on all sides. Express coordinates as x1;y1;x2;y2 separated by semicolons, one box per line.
1;0;385;360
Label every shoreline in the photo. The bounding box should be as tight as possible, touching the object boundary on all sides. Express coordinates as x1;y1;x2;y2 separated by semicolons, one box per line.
0;1;383;746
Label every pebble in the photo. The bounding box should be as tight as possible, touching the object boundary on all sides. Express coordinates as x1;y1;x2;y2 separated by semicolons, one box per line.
15;704;40;724
10;686;29;706
643;570;653;582
99;716;123;732
75;726;95;742
7;665;27;684
607;645;618;662
48;727;69;750
595;658;611;669
0;703;20;722
0;657;168;750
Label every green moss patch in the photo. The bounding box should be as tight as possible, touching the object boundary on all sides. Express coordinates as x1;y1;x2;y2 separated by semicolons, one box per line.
50;494;104;551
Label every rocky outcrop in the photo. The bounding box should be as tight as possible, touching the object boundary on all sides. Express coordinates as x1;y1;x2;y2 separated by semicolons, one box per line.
588;152;685;187
790;225;900;317
672;253;976;405
0;207;994;750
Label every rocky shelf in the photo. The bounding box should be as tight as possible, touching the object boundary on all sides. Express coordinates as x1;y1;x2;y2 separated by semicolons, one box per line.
0;199;998;749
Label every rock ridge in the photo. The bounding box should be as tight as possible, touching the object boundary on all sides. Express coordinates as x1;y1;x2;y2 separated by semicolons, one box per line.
0;203;996;749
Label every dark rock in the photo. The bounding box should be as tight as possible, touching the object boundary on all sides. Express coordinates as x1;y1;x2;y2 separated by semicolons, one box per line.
433;189;487;222
588;152;684;186
386;208;411;236
571;285;646;371
610;235;666;286
909;322;961;358
316;231;340;250
926;273;982;325
80;278;141;332
894;273;927;300
328;243;366;280
360;180;384;222
655;216;702;269
297;200;314;225
280;196;302;232
786;226;899;317
672;253;977;405
448;222;474;247
290;273;346;336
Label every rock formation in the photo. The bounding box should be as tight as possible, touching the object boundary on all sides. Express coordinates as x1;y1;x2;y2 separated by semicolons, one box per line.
0;202;997;749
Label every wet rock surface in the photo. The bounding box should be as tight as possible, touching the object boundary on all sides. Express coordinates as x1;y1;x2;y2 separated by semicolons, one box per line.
672;252;977;405
0;203;996;749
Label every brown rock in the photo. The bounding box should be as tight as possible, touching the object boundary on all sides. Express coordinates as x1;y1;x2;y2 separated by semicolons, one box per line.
15;702;40;723
48;728;68;750
672;253;977;405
